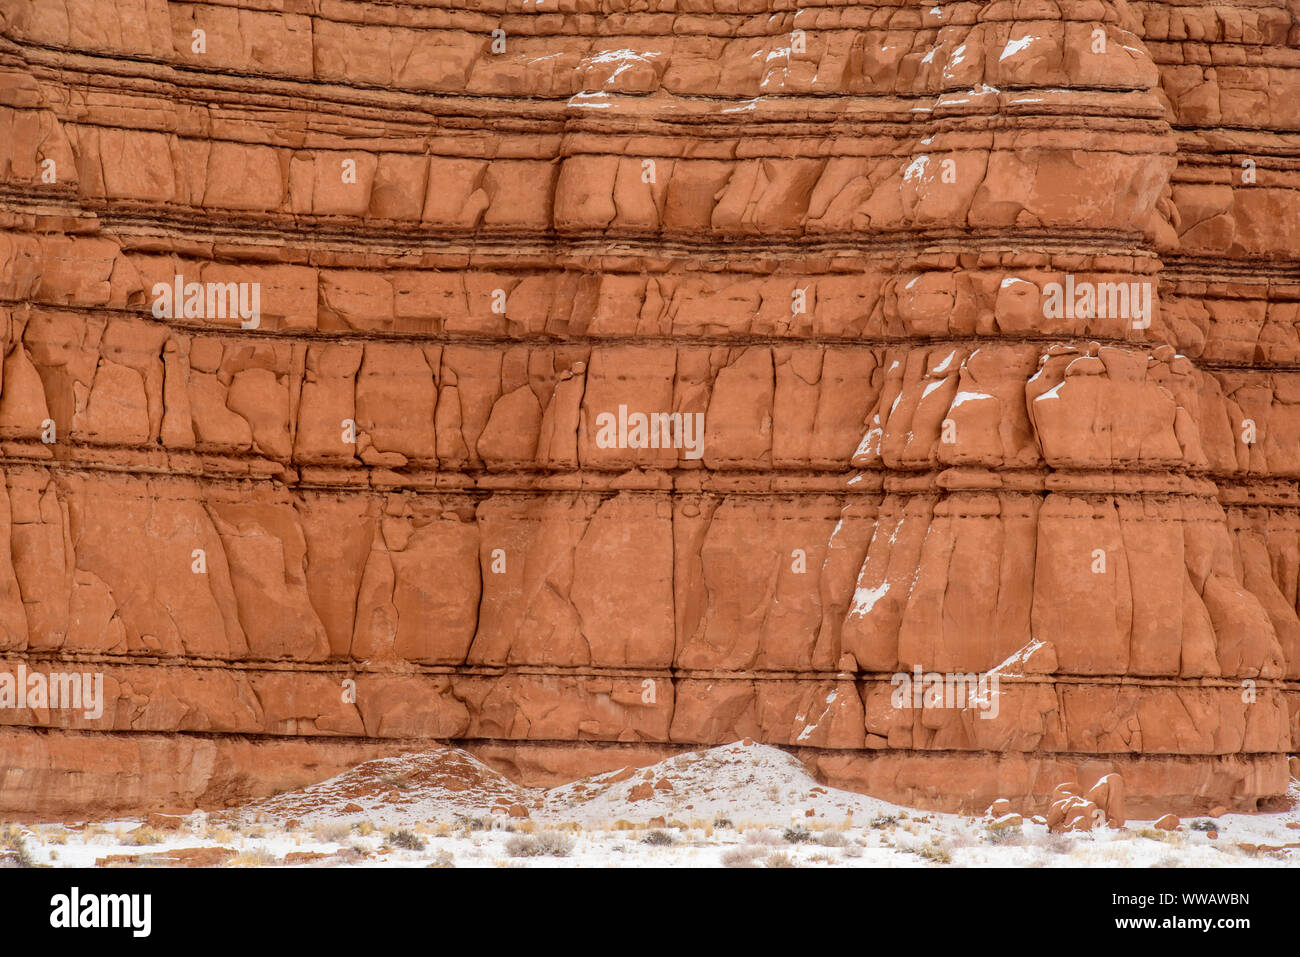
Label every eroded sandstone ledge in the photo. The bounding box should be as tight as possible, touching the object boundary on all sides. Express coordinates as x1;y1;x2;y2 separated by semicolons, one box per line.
0;0;1298;818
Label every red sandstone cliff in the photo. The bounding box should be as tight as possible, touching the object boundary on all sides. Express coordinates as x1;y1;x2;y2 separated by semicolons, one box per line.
0;0;1298;818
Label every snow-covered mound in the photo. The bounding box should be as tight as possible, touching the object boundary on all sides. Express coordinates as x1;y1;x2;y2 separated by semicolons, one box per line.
245;747;530;827
240;741;898;829
542;741;898;826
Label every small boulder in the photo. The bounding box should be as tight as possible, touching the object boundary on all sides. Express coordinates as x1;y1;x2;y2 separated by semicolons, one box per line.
1084;773;1125;828
1062;799;1099;832
1051;781;1080;802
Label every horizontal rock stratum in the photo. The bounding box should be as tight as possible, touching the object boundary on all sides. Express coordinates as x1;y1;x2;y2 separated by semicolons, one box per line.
0;0;1298;819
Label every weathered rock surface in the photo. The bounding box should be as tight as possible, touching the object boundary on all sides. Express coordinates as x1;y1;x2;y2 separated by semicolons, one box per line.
0;0;1297;818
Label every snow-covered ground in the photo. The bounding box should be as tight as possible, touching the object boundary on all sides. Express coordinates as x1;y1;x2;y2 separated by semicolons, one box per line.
6;743;1298;868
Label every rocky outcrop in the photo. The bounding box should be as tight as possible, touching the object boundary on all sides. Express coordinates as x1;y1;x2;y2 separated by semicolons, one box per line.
0;0;1297;818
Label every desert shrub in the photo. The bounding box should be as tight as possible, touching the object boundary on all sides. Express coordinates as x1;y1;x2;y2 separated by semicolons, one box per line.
721;846;764;868
765;851;795;868
1043;831;1076;853
536;831;575;856
783;826;813;844
817;829;847;847
314;822;351;843
505;831;573;858
1135;828;1185;845
127;827;163;846
915;841;952;864
0;827;36;868
984;827;1024;847
227;847;278;867
641;830;675;846
387;829;426;851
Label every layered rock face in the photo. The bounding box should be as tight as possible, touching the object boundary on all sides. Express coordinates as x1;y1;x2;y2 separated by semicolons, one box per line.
1;0;1298;818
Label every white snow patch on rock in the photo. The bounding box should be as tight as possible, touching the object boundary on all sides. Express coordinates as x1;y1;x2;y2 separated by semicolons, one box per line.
1000;35;1036;61
851;582;890;616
